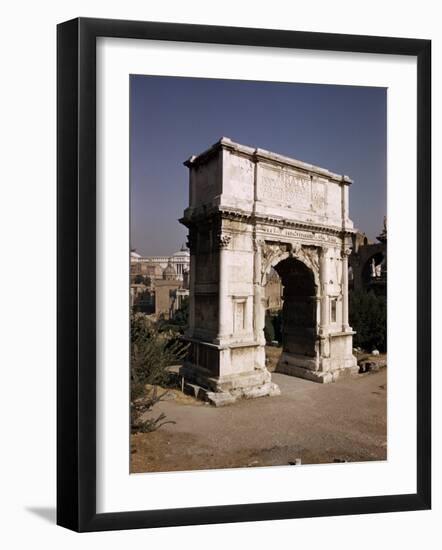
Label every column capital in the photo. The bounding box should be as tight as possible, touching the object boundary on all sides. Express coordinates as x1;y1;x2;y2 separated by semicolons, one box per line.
215;231;231;250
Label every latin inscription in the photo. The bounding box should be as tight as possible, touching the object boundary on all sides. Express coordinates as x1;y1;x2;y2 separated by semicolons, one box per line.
259;167;326;214
257;225;340;244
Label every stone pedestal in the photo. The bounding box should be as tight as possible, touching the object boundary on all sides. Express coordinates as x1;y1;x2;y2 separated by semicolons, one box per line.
180;339;280;406
276;332;358;383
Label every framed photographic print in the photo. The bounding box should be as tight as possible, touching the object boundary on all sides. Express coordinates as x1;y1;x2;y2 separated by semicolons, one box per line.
57;17;431;532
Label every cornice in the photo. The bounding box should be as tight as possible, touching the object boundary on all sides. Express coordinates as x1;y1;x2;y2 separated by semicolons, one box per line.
180;206;356;237
184;137;353;185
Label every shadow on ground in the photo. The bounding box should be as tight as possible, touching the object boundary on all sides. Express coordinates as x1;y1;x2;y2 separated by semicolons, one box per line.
26;507;56;524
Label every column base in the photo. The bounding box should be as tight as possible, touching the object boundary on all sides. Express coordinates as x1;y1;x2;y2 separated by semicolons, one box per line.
179;363;280;406
276;350;358;384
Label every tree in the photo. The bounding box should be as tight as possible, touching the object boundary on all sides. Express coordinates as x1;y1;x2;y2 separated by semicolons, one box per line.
172;296;189;327
349;290;387;352
131;312;188;433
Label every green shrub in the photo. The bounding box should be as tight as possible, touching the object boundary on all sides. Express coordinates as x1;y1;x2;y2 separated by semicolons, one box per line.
130;312;188;433
173;296;189;327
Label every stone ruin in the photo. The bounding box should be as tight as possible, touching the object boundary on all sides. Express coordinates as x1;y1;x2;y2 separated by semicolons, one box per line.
179;138;358;405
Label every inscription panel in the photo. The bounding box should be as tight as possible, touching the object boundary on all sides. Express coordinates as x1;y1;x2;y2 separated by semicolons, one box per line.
233;300;246;334
256;224;342;246
259;165;313;211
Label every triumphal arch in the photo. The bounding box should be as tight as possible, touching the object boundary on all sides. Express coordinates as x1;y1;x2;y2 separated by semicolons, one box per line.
180;138;358;406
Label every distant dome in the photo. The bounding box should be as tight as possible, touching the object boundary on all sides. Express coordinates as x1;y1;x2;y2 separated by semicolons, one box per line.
163;260;177;280
172;243;190;258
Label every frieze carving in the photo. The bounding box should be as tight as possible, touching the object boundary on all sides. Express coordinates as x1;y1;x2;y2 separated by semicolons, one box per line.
295;245;319;274
258;240;319;283
260;242;290;271
213;208;353;239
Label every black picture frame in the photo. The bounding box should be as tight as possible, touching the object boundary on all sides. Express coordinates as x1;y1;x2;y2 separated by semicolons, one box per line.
57;17;431;532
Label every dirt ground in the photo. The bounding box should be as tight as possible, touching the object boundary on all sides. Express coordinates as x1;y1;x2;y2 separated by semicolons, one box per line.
131;364;387;474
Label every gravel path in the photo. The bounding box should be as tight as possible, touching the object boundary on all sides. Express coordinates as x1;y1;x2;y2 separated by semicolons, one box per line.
131;369;387;473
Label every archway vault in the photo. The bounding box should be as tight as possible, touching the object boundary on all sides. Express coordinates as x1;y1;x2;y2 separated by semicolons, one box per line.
274;255;317;358
179;137;358;406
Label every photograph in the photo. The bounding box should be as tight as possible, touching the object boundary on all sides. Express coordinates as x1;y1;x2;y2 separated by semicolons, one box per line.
129;75;388;474
0;0;434;541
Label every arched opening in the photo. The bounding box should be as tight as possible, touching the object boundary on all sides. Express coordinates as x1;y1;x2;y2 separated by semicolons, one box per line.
273;256;317;357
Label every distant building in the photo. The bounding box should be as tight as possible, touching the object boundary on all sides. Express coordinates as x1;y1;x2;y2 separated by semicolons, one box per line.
130;244;190;282
130;284;155;312
152;260;189;319
349;218;387;295
130;247;190;318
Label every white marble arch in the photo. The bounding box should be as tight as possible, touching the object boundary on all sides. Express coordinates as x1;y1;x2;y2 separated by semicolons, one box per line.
180;138;358;406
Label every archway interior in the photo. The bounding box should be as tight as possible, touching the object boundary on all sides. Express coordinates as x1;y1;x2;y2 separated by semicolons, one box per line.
274;256;317;357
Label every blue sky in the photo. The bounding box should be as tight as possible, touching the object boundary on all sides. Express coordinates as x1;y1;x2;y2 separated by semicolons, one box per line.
130;75;386;256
